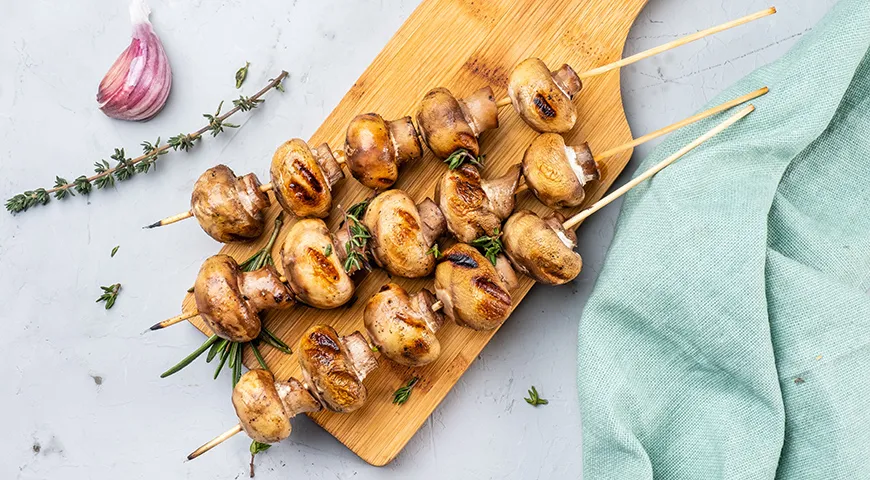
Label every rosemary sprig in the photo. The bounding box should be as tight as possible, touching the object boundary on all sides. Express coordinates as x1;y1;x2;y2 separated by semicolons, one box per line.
96;283;121;310
6;72;289;214
444;149;485;170
392;376;420;405
524;386;549;407
235;61;250;89
470;228;504;265
161;214;291;384
249;440;271;477
341;199;373;274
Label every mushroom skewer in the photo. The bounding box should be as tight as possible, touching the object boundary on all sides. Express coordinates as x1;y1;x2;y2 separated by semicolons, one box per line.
502;104;756;286
187;324;378;461
496;8;774;133
438;87;766;243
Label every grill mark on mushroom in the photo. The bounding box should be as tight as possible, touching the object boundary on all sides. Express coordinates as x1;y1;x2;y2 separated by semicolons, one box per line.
306;247;340;281
533;93;557;118
472;276;511;305
444;252;479;268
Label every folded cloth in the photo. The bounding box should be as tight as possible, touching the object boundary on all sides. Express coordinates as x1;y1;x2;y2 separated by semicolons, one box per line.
577;1;870;478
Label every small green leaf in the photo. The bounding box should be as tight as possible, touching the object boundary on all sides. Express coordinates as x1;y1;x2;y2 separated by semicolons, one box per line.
96;283;121;310
392;377;420;405
250;440;271;455
323;244;332;257
524;385;549;407
110;245;120;257
235;61;250;89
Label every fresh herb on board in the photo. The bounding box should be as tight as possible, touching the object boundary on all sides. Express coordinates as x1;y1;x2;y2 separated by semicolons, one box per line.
426;243;441;258
341;199;373;274
470;228;504;265
6;72;288;214
392;377;420;405
444;149;485;170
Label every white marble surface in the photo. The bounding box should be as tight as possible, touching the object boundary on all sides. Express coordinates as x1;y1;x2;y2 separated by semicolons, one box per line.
0;0;837;478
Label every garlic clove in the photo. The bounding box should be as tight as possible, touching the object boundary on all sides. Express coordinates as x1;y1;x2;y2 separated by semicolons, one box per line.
97;0;172;122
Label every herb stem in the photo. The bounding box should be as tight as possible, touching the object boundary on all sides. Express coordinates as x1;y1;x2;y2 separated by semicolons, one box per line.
160;335;220;378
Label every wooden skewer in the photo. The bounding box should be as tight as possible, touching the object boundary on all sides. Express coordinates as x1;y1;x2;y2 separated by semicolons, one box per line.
561;103;755;231
187;424;243;461
494;8;775;107
152;283;443;332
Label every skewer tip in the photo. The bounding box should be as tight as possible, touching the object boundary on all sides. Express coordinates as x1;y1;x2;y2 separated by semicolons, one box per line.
148;322;165;331
768;6;777;14
143;220;161;229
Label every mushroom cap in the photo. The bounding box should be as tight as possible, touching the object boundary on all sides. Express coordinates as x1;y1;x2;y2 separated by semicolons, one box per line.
194;254;262;342
507;58;581;133
232;370;292;444
436;163;521;243
417;87;498;159
298;325;370;413
503;210;582;285
281;219;354;309
434;243;514;331
363;189;436;278
364;283;444;367
190;165;270;243
270;139;334;219
522;134;598;208
344;113;422;189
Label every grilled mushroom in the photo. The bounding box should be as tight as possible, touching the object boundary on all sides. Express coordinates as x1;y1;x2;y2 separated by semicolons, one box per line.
416;87;499;159
507;58;582;133
502;210;582;285
194;254;295;343
522;133;599;208
344;113;423;189
364;283;445;367
434;243;517;331
190;165;271;243
436;163;521;243
363;189;447;278
270;139;345;219
298;324;378;413
232;370;321;444
282;219;355;309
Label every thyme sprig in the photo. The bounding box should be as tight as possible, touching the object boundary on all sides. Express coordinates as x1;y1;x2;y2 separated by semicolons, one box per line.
524;386;548;406
160;214;291;384
249;440;271;478
426;243;441;258
6;71;289;214
444;149;485;170
392;376;419;405
471;228;504;265
96;283;121;310
340;199;373;274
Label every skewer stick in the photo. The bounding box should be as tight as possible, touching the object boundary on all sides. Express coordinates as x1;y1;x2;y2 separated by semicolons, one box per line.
494;8;775;107
187;424;243;461
562;104;755;231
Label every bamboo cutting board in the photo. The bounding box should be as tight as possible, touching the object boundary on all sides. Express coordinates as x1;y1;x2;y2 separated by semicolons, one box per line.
184;0;646;466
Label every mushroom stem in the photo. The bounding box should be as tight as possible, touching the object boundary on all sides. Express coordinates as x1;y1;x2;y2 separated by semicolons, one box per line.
563;104;754;231
494;8;775;107
592;87;768;162
143;209;193;229
258;183;274;192
431;300;443;312
187;424;243;461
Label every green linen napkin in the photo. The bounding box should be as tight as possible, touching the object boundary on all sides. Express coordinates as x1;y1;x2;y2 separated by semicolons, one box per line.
577;1;870;478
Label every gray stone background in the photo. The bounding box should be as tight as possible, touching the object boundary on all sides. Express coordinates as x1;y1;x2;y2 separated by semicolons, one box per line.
0;0;837;478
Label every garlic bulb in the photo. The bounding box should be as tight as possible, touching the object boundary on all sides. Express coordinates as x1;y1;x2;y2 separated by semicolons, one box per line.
97;0;172;121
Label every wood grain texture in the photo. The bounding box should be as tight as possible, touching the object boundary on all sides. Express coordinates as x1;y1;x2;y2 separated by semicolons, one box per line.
183;0;646;466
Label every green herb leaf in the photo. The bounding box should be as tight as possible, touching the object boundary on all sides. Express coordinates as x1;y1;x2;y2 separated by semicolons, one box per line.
160;335;220;378
203;101;239;137
168;133;198;152
111;245;119;257
524;386;549;406
323;244;332;257
470;228;503;265
426;243;441;258
73;176;92;196
250;440;271;455
233;95;264;112
341;200;373;274
392;377;419;405
443;149;485;170
235;61;250;89
96;283;121;310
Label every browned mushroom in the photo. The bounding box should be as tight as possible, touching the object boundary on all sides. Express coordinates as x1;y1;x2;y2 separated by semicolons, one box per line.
434;243;517;331
522;133;599;208
270;139;345;219
436;163;521;243
416;87;499;160
507;58;581;133
364;283;445;367
502;210;583;285
363;189;447;278
232;370;321;444
298;324;378;413
190;165;271;243
194;254;295;343
281;219;355;309
344;113;423;190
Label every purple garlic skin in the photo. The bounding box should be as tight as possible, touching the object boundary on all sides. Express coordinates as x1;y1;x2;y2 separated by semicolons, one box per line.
97;0;172;121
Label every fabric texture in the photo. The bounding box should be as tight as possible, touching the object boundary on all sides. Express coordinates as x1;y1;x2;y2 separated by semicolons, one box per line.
577;1;870;479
